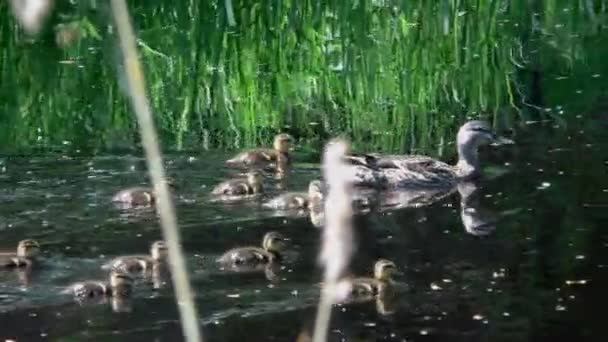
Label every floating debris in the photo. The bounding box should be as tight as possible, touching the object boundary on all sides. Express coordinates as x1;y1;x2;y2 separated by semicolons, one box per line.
430;283;442;291
537;182;551;190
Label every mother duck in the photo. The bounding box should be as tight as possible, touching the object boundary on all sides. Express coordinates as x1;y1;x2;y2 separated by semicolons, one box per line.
345;120;513;189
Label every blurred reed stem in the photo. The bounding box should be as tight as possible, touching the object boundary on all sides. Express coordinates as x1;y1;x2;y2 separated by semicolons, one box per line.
109;1;203;341
313;139;354;342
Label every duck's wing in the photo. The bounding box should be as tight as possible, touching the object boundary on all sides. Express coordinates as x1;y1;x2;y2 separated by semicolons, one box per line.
380;155;457;188
211;178;250;195
226;148;276;166
67;281;108;298
103;255;150;273
218;247;269;266
0;254;29;268
262;192;308;210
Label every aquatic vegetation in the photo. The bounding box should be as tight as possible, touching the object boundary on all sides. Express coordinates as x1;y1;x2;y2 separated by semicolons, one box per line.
0;1;606;153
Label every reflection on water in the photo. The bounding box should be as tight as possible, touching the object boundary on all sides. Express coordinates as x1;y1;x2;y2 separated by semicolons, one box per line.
0;123;606;340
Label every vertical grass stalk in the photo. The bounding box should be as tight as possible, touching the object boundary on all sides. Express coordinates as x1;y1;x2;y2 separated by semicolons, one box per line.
313;139;355;342
109;1;203;341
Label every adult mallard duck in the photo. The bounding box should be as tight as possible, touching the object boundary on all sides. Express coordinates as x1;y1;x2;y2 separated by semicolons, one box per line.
262;180;324;210
102;240;168;275
226;134;294;175
211;171;264;197
217;231;289;267
0;239;40;268
345;121;513;188
63;270;133;299
112;178;176;208
335;259;400;302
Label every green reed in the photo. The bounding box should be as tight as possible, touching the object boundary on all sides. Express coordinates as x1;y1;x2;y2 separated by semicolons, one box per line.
0;0;606;153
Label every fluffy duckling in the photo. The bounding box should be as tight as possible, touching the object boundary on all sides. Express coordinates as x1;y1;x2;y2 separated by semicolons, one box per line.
337;259;400;301
0;239;40;268
262;180;324;210
211;171;264;197
102;240;168;275
112;178;176;207
218;231;288;267
64;270;133;300
226;134;294;174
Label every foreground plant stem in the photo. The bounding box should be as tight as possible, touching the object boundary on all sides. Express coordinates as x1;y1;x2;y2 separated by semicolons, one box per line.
109;1;203;341
313;140;354;342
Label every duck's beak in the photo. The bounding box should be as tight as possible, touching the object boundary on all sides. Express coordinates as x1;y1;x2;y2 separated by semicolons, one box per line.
490;135;514;146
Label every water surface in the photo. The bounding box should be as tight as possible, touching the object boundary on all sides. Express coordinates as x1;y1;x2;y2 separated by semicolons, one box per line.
0;122;606;341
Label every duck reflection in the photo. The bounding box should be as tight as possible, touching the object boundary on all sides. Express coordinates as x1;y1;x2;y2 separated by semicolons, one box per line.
342;180;499;237
457;181;498;237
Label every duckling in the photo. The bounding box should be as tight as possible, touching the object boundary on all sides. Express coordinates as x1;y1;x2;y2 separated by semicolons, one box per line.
262;180;324;210
337;259;400;301
211;170;264;197
345;120;513;188
112;178;176;207
0;239;40;268
226;134;294;174
218;231;288;267
102;240;168;275
63;270;133;300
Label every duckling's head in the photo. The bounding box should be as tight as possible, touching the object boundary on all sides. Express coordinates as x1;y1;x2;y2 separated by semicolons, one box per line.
262;231;289;253
374;259;399;281
273;134;294;154
247;171;264;188
109;271;134;289
150;240;168;261
17;239;40;258
457;120;513;149
308;180;324;199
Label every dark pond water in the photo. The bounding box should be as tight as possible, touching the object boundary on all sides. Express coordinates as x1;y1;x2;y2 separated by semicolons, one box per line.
0;121;606;341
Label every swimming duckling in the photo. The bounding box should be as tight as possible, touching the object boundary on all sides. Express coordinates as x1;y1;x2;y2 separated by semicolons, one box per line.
345;120;513;188
102;240;168;275
218;231;288;267
226;134;294;174
64;270;133;300
337;259;400;301
112;178;176;207
211;170;264;197
0;239;40;268
262;180;324;210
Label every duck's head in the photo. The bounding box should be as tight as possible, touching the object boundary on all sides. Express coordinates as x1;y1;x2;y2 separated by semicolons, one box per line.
150;240;168;261
109;271;134;288
262;231;289;253
247;170;264;188
17;239;40;258
374;259;399;281
273;134;294;154
457;120;513;149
